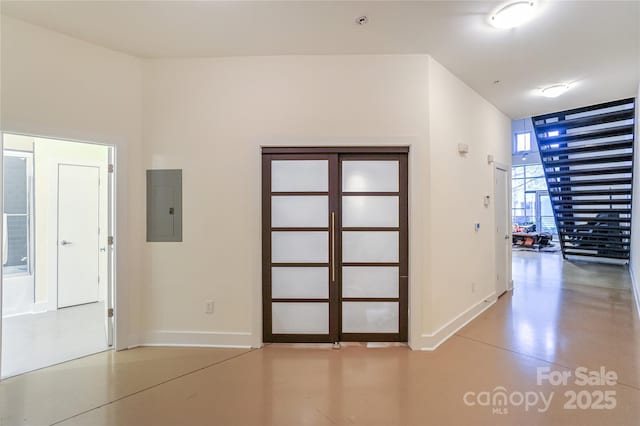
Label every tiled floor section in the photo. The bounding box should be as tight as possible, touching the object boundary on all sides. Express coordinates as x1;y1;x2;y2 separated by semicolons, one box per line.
1;251;639;425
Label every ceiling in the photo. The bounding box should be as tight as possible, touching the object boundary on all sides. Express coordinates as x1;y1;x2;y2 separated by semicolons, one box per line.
1;1;638;119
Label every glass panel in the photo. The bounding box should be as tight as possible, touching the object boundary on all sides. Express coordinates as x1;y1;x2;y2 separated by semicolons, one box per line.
342;231;398;263
3;155;30;275
525;192;536;220
515;133;531;152
525;164;545;178
272;267;328;299
272;160;328;192
4;216;28;273
342;196;398;228
540;195;553;216
526;177;548;191
342;161;399;193
513;209;526;226
512;184;525;209
342;302;399;333
512;166;525;179
272;231;328;263
342;266;399;298
4;156;27;214
272;196;328;228
272;302;328;334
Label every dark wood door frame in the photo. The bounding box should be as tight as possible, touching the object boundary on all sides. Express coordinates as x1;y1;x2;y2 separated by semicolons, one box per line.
262;146;409;343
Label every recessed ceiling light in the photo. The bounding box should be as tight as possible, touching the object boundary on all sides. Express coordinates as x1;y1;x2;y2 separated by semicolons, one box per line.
541;84;571;98
489;1;537;29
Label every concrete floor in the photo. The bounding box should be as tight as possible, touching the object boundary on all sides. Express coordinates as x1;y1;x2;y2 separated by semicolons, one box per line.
1;251;639;425
1;302;109;378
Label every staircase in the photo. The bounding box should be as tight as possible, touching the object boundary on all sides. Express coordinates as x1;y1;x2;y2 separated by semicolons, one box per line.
532;98;636;261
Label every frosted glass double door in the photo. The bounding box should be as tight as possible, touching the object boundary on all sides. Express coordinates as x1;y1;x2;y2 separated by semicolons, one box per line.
263;149;408;342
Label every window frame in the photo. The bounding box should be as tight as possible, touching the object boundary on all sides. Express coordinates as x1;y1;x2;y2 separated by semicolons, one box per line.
513;132;532;154
3;150;34;277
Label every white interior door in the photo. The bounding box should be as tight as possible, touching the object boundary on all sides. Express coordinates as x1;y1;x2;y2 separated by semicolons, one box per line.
57;164;100;308
495;165;510;296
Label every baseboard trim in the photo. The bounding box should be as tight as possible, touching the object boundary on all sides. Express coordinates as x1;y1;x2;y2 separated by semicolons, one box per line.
629;264;640;319
418;292;497;351
33;301;49;313
140;330;255;348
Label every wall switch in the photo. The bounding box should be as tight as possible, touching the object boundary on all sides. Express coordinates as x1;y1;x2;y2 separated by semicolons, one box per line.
471;282;476;293
205;300;214;314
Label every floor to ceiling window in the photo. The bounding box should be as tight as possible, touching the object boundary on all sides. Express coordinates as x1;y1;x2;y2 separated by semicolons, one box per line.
512;164;557;235
511;117;558;237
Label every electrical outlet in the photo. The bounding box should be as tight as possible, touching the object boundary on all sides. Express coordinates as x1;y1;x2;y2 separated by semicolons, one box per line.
205;300;214;314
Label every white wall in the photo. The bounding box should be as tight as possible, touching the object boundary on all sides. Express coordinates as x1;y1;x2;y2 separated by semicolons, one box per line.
0;16;144;349
630;85;640;318
1;16;512;351
141;55;431;347
421;57;511;346
141;55;510;349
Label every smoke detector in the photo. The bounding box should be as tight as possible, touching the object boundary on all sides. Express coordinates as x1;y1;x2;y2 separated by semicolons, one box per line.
355;15;369;25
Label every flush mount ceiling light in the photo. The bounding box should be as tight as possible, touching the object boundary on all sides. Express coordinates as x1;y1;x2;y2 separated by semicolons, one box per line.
489;1;537;29
541;83;571;98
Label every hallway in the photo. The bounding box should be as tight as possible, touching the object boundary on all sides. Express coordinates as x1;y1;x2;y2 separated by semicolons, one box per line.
1;252;639;426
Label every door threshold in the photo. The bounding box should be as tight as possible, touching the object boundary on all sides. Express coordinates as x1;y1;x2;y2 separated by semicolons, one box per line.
343;342;408;349
58;300;100;310
266;343;336;350
266;342;408;349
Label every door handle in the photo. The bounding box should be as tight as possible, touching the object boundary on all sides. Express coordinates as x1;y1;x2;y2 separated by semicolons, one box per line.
331;211;336;283
60;240;73;246
505;235;510;240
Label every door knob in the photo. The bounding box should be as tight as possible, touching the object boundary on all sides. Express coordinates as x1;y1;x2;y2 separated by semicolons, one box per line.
60;240;73;246
504;235;510;240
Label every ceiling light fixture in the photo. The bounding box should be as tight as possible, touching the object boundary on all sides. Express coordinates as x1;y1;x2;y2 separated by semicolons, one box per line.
541;83;571;98
489;1;537;29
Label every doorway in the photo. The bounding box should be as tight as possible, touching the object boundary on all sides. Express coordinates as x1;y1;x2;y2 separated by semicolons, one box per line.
535;191;557;236
262;147;408;343
1;134;115;378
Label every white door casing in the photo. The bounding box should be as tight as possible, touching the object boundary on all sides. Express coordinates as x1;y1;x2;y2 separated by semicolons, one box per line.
494;164;510;296
105;147;114;346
